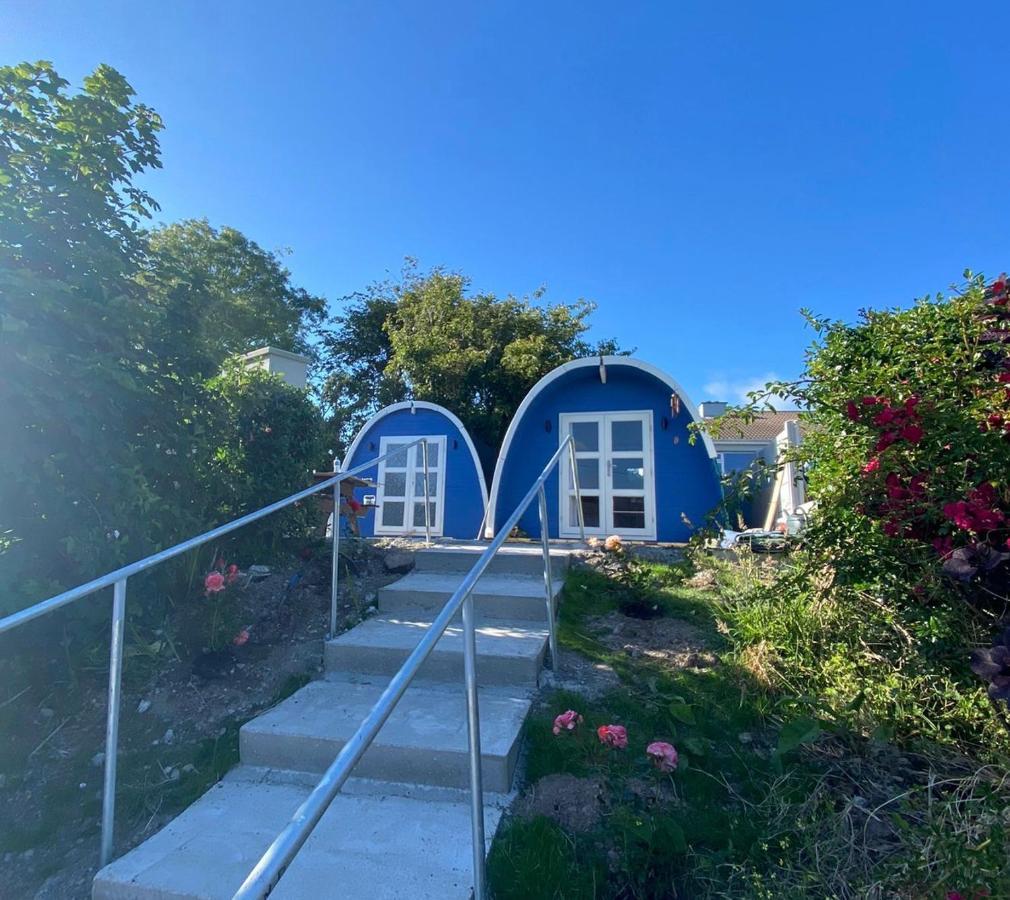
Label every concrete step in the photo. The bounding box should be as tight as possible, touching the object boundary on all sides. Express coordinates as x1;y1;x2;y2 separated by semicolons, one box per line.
414;543;572;577
93;769;503;899
378;571;562;621
240;677;530;792
325;612;548;685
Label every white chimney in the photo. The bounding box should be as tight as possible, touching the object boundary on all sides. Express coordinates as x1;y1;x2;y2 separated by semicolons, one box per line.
699;401;728;418
241;347;310;390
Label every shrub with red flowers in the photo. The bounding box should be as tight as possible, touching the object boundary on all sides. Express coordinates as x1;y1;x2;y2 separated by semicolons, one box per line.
711;272;1010;751
202;556;243;650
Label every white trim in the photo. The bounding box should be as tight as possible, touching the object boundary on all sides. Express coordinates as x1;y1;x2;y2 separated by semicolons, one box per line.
342;400;489;510
559;410;657;541
485;356;716;537
373;434;447;536
241;346;311;364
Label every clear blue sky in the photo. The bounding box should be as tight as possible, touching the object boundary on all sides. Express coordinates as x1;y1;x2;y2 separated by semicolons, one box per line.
5;2;1009;405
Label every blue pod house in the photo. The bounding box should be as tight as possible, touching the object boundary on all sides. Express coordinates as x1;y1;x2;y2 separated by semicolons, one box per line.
486;357;722;542
342;401;489;539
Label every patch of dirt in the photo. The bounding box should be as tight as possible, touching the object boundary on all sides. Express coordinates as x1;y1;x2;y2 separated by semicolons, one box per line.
544;650;621;699
514;773;607;833
588;612;719;670
684;567;718;590
0;539;408;900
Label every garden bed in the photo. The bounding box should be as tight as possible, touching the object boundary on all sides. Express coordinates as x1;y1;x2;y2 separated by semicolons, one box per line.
489;550;1010;898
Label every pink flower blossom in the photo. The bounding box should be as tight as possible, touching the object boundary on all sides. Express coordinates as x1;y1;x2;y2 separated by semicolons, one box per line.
233;628;250;646
204;572;225;594
646;741;679;772
597;724;628;748
225;563;240;585
552;710;583;735
862;457;881;475
604;534;623;552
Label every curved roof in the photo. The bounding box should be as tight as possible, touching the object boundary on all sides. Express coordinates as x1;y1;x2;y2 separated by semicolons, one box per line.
485;356;716;535
342;400;489;507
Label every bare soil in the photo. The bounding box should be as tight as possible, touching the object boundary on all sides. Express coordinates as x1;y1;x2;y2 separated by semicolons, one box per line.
513;773;607;833
0;540;407;900
587;611;719;671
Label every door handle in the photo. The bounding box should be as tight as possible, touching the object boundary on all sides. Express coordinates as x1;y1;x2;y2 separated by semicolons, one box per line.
607;460;612;478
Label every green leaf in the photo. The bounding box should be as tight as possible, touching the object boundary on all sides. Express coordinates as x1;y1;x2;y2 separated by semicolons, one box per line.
668;700;696;725
776;717;822;756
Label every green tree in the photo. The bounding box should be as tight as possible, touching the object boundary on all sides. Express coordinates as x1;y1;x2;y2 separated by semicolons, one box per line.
141;219;327;380
321;261;624;448
0;61;169;608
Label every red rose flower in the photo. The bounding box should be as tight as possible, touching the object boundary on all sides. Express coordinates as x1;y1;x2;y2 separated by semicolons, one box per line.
845;401;860;421
900;424;924;444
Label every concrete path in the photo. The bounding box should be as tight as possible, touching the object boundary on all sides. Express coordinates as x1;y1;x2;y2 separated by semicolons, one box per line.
93;544;571;899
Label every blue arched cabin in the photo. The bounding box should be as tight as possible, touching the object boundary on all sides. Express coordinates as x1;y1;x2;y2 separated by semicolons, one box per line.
486;357;722;542
342;401;489;539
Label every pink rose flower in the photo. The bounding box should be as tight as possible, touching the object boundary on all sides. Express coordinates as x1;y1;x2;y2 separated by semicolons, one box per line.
233;628;250;646
204;571;225;594
597;724;628;748
646;741;679;772
552;710;583;735
225;563;240;584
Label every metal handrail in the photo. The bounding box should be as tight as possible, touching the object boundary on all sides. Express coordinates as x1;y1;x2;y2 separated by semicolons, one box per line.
0;437;431;867
232;435;583;899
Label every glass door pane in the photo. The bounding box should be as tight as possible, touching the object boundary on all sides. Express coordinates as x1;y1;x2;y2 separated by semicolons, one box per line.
560;415;604;535
604;413;653;538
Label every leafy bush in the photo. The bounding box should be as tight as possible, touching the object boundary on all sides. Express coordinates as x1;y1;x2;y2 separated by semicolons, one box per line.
695;273;1010;757
199;361;327;556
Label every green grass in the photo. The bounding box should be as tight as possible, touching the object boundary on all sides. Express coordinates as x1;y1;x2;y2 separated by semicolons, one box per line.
488;554;1010;899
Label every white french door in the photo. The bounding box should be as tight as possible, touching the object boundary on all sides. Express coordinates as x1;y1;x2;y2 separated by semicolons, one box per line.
559;411;656;540
374;436;446;536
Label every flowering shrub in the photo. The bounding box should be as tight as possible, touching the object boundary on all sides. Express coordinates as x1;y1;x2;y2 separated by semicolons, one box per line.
702;271;1010;752
202;557;242;650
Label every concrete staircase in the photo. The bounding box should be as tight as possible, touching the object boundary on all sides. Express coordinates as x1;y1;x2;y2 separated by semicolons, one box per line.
93;544;570;899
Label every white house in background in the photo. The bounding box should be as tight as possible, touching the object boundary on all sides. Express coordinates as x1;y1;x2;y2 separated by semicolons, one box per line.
241;346;311;390
699;401;805;529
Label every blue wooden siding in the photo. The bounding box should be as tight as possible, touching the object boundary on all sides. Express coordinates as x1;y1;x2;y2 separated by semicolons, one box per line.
345;407;486;539
494;365;722;541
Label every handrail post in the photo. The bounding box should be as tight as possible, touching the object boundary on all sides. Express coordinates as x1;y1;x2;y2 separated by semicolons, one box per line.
461;591;487;899
537;486;559;669
568;438;586;542
100;577;127;866
421;439;432;546
330;475;341;637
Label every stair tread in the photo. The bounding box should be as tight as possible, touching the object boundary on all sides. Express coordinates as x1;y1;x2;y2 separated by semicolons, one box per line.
241;677;530;758
327;612;548;658
93;771;503;900
381;570;562;598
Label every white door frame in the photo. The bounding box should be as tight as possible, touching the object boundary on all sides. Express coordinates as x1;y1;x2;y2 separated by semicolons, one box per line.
558;411;656;541
373;435;447;536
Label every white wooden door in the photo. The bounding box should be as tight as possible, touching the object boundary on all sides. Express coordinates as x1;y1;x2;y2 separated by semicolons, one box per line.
374;436;446;536
559;412;655;540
